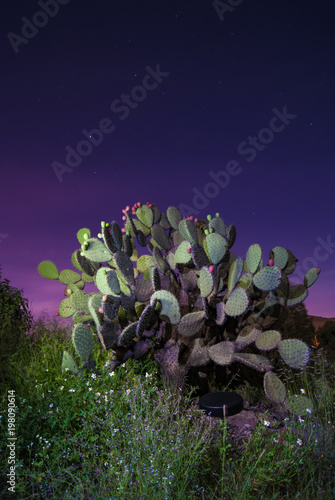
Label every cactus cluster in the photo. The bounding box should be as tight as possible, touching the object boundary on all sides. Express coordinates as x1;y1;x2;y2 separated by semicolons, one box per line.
38;203;321;406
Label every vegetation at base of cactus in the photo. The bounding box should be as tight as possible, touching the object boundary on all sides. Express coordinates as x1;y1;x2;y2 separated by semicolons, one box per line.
38;203;322;406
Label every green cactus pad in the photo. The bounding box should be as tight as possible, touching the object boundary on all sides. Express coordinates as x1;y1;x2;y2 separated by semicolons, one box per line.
81;238;113;263
245;244;262;274
152;267;161;291
255;330;282;351
285;394;314;416
216;301;226;326
71;251;83;271
114;250;135;285
304;268;320;288
172;230;185;247
228;257;244;291
175;241;192;264
69;290;90;313
59;269;82;285
232;353;273;372
178;311;206;337
59;298;76;318
278;339;310;369
253;266;282;291
72;311;92;324
74;250;95;276
270;246;288;270
151;204;161;224
38;261;59;280
203;233;228;265
136;204;154;228
151;223;171;251
77;228;91;245
283;249;297;275
62;351;80;374
208;216;228;237
150;290;181;324
96;268;121;295
81;272;94;283
208;341;235;366
178;219;198;245
152;247;168;272
198;267;214;298
225;288;249;317
264;371;286;404
72;324;93;361
137;303;156;336
186;338;210;368
191;244;210;268
135;278;154;302
119;322;139;347
235;326;262;350
125;218;151;238
159;212;171;230
287;285;308;306
137;254;155;274
227;224;236;248
166;206;182;229
238;272;253;290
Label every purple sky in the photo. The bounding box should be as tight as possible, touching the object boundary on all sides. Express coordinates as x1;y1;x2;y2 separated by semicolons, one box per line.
1;0;334;325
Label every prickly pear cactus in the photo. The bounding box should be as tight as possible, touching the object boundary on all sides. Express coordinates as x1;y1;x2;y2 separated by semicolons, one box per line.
38;203;321;406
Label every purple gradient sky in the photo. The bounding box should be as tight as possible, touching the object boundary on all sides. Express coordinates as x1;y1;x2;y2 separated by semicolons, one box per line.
1;0;334;325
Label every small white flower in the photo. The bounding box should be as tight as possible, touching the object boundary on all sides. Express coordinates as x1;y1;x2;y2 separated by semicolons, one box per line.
69;389;75;393
91;373;96;379
273;437;279;443
109;372;115;377
297;438;302;446
264;420;270;427
88;387;92;391
306;408;312;414
298;416;304;423
300;388;306;394
60;386;64;391
65;368;69;372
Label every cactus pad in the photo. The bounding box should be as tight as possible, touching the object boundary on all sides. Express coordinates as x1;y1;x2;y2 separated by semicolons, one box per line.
216;301;226;326
166;206;182;229
62;351;80;374
264;371;286;404
198;267;214;297
253;265;282;291
81;238;113;263
208;341;235;366
255;330;282;351
151;290;181;324
96;268;121;295
285;394;314;416
151;223;171;251
208;216;228;237
59;298;76;318
69;290;90;313
174;241;192;264
136;204;154;228
228;257;244;291
38;261;59;280
77;228;91;245
178;219;198;245
304;268;320;288
225;288;249;317
203;233;228;264
287;285;308;306
245;244;262;274
270;246;288;269
178;311;206;337
278;339;310;369
72;324;93;361
233;353;273;372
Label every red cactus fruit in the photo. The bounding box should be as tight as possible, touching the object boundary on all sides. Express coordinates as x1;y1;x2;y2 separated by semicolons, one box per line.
126;205;130;211
209;265;214;273
98;307;104;314
316;268;321;274
121;228;126;233
268;259;274;266
55;312;60;316
187;248;191;253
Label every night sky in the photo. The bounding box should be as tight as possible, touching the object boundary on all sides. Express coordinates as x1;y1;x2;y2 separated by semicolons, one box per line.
1;0;334;326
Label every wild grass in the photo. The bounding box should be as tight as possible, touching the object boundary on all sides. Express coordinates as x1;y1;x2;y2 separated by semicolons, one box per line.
0;314;334;499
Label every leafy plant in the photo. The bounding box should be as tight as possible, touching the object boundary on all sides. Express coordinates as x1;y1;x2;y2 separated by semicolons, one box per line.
0;266;34;395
